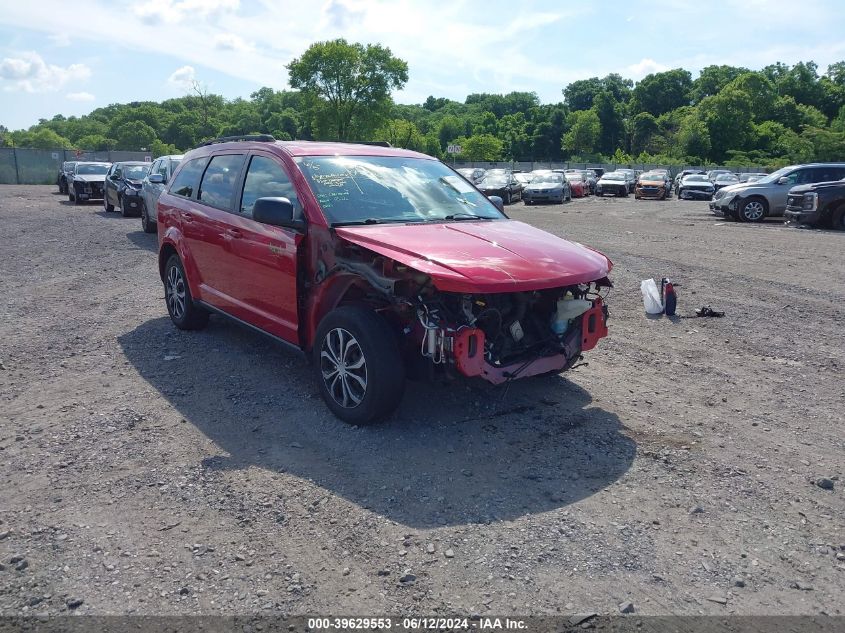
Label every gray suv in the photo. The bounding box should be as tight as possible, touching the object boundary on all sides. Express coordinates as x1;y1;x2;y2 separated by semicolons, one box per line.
710;163;845;222
140;154;183;233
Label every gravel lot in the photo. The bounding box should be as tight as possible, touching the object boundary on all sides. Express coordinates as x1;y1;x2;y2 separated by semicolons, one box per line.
1;185;843;618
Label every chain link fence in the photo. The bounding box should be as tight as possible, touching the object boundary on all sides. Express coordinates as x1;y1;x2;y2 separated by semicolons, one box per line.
451;160;769;176
0;148;152;185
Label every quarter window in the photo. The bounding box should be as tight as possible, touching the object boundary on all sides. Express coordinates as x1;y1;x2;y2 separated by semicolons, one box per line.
169;158;206;199
198;154;244;210
239;155;301;219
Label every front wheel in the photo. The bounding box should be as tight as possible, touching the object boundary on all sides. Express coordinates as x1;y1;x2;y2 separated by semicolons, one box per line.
504;191;512;205
163;255;209;330
830;204;845;230
104;193;114;213
313;306;405;425
738;198;767;223
141;201;156;233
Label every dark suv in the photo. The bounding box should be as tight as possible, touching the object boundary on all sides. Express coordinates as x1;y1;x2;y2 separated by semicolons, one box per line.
104;161;151;216
157;136;612;424
784;179;845;229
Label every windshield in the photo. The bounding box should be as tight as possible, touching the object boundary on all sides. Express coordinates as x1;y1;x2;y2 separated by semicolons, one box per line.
685;175;709;182
531;174;564;184
756;166;793;184
716;174;738;182
565;174;582;181
640;173;662;180
123;165;150;180
480;174;510;186
603;174;625;181
295;156;506;225
76;164;110;175
514;173;532;183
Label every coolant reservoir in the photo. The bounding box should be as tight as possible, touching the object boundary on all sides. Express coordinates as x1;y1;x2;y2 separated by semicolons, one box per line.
551;296;592;335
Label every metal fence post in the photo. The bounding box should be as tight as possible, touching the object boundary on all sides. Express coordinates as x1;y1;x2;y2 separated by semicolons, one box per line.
13;148;20;184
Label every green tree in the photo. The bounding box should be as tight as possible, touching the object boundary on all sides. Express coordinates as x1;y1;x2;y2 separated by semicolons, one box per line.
452;134;503;161
698;87;754;161
592;91;626;155
151;139;180;157
631;112;659;155
691;65;749;102
113;121;157;150
562;74;632;110
375;118;426;151
76;134;117;150
287;38;408;141
630;69;693;117
562;110;600;157
676;115;711;161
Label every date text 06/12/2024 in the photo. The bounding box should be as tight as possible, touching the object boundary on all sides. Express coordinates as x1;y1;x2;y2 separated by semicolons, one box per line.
307;618;528;630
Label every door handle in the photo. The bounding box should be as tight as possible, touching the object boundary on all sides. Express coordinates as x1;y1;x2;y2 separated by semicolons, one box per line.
181;211;193;222
226;228;243;238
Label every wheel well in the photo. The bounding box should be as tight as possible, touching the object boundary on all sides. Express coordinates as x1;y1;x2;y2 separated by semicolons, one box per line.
158;243;178;281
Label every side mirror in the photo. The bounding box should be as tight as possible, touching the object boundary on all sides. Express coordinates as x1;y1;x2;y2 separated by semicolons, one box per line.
253;197;305;231
777;176;790;185
148;173;165;184
488;195;505;212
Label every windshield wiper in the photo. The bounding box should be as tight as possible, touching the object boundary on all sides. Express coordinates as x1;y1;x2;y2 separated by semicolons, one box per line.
441;213;492;221
332;218;426;227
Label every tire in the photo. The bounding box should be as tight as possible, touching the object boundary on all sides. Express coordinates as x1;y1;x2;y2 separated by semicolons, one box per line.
104;192;114;213
313;306;405;425
830;205;845;230
68;191;74;203
120;196;131;217
73;190;81;205
738;197;767;223
504;191;512;205
163;254;209;331
524;199;531;206
141;201;156;233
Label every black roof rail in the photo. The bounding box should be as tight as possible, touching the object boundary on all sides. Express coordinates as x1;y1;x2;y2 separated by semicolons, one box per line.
350;141;392;147
199;134;276;147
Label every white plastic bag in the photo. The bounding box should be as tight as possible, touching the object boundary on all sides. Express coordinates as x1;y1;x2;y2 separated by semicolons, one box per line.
640;278;664;314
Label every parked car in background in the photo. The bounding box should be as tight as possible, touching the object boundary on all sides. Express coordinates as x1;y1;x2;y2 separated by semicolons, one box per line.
677;174;715;200
67;162;110;205
57;161;77;194
673;169;706;193
706;169;732;182
523;172;571;204
738;173;767;183
564;172;588;197
595;172;629;197
141;154;183;233
635;171;672;200
713;173;740;191
710;163;845;222
156;137;612;424
478;170;524;204
457;167;486;184
591;167;605;178
104;161;151;216
784;179;845;229
614;169;637;193
514;172;534;186
581;170;597;194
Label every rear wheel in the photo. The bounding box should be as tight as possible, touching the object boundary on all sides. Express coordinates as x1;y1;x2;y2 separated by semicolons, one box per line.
504;191;512;205
104;192;114;213
738;197;767;223
163;254;209;330
313;306;405;425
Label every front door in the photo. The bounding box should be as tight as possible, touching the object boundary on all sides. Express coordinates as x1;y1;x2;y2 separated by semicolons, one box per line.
216;153;302;343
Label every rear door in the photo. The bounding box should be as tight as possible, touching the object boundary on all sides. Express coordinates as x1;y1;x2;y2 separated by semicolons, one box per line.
182;153;246;310
214;152;302;342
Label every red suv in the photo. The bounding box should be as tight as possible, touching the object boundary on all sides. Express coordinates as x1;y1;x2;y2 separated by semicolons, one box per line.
157;136;612;424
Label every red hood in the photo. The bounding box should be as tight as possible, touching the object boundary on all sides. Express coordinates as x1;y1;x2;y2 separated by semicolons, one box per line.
335;220;612;293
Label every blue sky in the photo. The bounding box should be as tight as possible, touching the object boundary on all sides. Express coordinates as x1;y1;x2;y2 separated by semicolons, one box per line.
2;0;845;130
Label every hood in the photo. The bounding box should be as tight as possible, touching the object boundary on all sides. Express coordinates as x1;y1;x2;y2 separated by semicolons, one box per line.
335;220;612;294
638;179;665;186
73;174;106;182
790;179;845;194
527;182;564;190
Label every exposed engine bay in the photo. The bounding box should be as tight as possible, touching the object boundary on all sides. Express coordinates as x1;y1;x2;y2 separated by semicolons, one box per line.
328;243;611;383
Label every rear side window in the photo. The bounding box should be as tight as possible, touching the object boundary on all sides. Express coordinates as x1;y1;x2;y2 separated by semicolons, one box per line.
198;154;244;210
811;166;845;183
169;158;206;198
239;155;301;219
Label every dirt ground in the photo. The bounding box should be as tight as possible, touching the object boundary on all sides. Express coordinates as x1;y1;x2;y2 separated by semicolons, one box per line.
1;185;843;618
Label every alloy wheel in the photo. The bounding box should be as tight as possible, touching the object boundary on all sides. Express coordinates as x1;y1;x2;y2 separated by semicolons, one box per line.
742;201;765;221
320;328;367;409
166;265;186;319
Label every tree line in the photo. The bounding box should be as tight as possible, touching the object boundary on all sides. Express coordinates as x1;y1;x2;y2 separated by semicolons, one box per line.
1;39;844;168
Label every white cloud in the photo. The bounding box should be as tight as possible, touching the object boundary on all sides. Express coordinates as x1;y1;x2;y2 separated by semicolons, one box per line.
48;32;72;47
0;52;91;93
66;91;95;101
167;65;196;90
214;33;254;52
134;0;239;24
320;0;365;29
627;58;669;79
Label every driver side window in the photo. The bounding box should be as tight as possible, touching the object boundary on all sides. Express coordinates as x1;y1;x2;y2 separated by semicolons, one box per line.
240;155;301;219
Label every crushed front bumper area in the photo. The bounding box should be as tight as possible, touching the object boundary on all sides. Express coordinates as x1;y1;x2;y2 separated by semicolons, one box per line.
442;297;609;384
